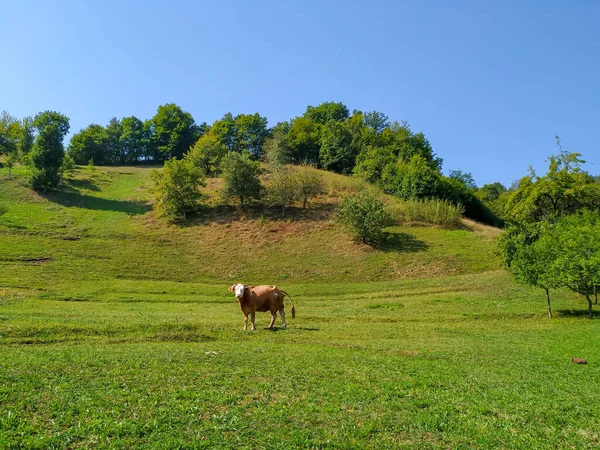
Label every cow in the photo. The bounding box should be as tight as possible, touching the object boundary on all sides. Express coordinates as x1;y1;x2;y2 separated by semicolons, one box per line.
228;283;296;330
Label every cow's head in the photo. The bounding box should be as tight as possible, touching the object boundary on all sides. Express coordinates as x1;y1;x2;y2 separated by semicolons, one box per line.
228;283;247;299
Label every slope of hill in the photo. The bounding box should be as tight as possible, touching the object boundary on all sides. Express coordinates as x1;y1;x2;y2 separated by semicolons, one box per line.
3;166;600;449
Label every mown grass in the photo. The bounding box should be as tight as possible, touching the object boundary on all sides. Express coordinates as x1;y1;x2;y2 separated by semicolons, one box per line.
1;165;600;448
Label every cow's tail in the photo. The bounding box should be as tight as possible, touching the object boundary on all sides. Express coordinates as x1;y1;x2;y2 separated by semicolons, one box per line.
280;290;296;318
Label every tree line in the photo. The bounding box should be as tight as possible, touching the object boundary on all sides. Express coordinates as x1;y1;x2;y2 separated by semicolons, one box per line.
1;101;515;225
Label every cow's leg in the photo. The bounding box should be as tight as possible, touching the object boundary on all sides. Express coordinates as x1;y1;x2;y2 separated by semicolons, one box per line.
279;309;287;328
250;312;256;330
268;310;277;328
243;313;248;330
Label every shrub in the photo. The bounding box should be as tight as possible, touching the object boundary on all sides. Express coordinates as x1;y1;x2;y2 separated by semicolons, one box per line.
151;158;205;221
296;166;325;208
335;190;392;244
221;151;262;207
265;166;299;217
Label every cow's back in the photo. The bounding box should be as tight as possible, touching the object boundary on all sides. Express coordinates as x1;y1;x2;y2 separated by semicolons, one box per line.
248;285;284;312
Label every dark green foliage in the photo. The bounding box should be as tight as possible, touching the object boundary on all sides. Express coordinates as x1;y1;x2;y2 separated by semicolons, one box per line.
29;111;70;190
68;124;109;164
151;104;200;160
448;170;477;190
336;190;392;244
221;151;262;206
382;155;443;199
17;116;35;158
151;157;205;221
105;117;124;164
478;182;507;202
0;111;20;155
210;113;269;159
304;101;349;124
120;116;151;164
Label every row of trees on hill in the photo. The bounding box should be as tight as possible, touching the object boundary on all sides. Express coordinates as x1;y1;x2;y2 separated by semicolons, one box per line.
499;143;600;318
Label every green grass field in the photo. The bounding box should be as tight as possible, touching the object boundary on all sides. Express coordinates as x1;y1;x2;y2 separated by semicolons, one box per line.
1;166;600;449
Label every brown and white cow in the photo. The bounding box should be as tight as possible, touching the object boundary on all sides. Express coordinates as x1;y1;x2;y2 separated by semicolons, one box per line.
228;284;296;330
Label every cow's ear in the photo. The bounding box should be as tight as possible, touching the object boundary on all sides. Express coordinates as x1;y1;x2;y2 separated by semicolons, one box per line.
228;285;235;292
244;284;249;290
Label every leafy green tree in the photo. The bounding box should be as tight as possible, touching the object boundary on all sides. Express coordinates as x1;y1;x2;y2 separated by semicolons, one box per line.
360;110;390;133
120;116;149;164
505;145;600;223
319;120;354;174
448;170;477;190
544;211;600;318
187;133;228;176
221;151;262;207
353;145;395;184
503;225;560;317
234;113;269;158
151;157;205;221
210;113;236;152
265;166;299;217
151;104;199;160
335;190;392;245
263;129;291;167
304;102;349;124
296;166;325;208
68;124;109;164
5;152;17;177
0;111;20;155
285;117;322;165
478;182;507;202
29;111;70;191
105;117;123;164
17;116;35;159
381;155;443;199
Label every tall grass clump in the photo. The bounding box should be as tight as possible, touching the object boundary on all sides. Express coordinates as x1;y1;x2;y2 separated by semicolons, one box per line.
391;198;464;227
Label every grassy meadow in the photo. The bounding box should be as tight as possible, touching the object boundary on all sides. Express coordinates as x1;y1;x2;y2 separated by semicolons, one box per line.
1;165;600;449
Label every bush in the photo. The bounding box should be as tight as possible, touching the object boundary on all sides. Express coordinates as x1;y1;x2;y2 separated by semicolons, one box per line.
296;166;325;208
390;198;464;228
221;151;262;207
265;166;299;217
335;190;392;244
151;158;205;221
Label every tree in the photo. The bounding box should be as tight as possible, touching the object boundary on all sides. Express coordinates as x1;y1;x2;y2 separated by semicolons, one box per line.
545;211;600;318
151;157;205;221
296;166;325;208
285;117;322;165
67;124;108;164
221;151;262;207
211;113;237;152
448;170;477;190
505;145;600;223
335;190;392;245
151;104;199;160
503;225;560;317
381;155;443;199
0;111;20;155
105;117;123;164
17;116;35;159
120;116;149;164
265;166;299;217
304;102;349;124
5;152;16;178
187;133;228;176
29;111;70;191
234;113;269;159
478;182;507;202
263;129;291;167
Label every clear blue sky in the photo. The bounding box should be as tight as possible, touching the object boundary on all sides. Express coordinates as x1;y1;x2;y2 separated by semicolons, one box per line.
1;0;598;186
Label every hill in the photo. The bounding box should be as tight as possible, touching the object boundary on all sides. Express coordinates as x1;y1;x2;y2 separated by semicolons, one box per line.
2;165;600;448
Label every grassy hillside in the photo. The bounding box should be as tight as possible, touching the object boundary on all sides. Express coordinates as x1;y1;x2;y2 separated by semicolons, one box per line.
2;165;600;448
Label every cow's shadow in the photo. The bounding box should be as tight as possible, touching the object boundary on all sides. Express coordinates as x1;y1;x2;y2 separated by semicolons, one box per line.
265;326;320;332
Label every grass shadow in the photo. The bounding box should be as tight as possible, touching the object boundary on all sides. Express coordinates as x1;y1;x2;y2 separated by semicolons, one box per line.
556;309;600;318
42;191;151;215
375;232;429;253
65;177;102;192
